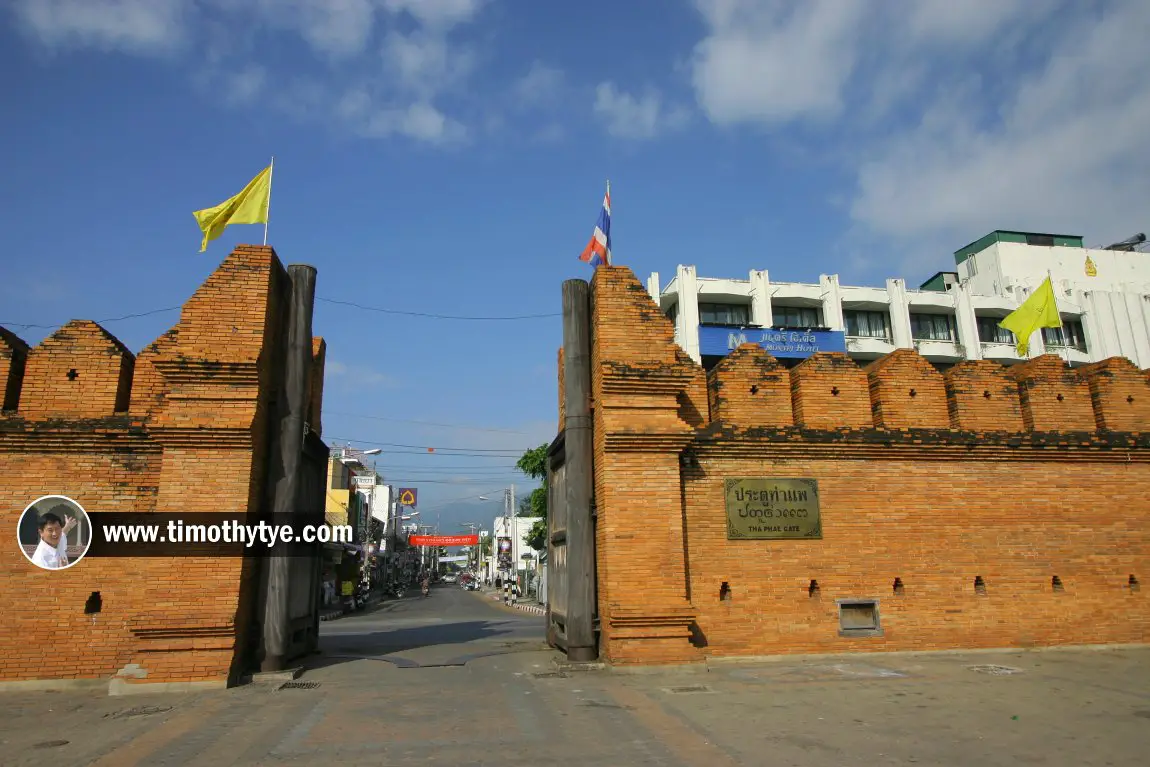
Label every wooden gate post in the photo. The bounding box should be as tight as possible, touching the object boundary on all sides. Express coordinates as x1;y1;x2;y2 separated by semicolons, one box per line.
562;279;597;662
261;264;316;672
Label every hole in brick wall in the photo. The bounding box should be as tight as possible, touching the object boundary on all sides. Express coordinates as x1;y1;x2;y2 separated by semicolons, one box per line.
66;369;78;381
831;387;840;396
749;385;758;395
983;390;992;399
808;579;820;598
893;577;904;595
909;388;917;398
720;582;731;601
974;576;987;595
1131;575;1141;592
84;592;102;614
1128;395;1136;404
1052;576;1064;592
1056;393;1065;402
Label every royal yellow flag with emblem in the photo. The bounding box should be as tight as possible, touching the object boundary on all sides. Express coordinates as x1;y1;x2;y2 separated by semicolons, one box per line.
998;276;1062;356
193;164;272;252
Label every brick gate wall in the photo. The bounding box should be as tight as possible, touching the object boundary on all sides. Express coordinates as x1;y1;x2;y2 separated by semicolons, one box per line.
0;245;326;687
579;266;1150;665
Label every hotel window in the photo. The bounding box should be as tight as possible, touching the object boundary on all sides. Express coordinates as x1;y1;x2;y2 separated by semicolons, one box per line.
976;316;1015;345
698;302;750;326
772;305;821;328
1042;319;1087;352
910;313;957;342
845;310;892;341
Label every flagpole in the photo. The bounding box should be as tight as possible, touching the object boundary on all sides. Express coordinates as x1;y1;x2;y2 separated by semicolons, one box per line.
606;178;611;266
1048;269;1067;363
263;156;274;246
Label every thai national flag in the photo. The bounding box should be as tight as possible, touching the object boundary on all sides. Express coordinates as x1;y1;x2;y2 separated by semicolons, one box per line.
578;184;611;267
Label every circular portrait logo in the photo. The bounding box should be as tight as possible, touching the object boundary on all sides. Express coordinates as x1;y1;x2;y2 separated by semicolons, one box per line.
18;496;92;571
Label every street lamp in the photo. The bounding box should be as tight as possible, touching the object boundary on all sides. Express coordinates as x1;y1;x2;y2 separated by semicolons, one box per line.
477;487;517;587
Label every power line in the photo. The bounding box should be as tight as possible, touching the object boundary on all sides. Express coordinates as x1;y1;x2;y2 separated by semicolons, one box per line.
1;293;559;333
329;436;526;455
382;477;524;485
0;306;181;331
324;410;528;435
376;463;519;470
317;297;559;321
378;467;523;475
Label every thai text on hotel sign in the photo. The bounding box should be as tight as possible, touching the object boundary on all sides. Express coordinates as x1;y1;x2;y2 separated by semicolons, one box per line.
697;326;846;359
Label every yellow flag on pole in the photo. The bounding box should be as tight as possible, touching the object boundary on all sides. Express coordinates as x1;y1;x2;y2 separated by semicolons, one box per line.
193;164;272;252
998;276;1062;356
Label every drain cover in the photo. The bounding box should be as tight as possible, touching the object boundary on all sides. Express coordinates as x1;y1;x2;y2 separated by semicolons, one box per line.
664;685;714;694
33;740;69;749
279;681;321;690
968;665;1023;675
532;672;569;679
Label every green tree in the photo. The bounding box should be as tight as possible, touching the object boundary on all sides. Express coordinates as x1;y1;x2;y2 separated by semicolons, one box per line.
516;444;549;551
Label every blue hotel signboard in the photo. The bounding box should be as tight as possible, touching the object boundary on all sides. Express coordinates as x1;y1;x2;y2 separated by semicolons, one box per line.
698;326;847;359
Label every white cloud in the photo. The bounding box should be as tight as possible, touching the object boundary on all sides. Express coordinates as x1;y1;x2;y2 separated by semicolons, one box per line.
513;61;564;107
850;0;1150;254
383;30;476;97
688;0;1050;127
594;82;689;140
366;102;468;143
9;0;488;145
13;0;188;55
682;0;1150;274
690;0;867;125
381;0;487;30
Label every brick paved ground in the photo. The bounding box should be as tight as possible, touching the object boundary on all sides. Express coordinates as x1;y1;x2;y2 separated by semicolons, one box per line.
2;586;1148;766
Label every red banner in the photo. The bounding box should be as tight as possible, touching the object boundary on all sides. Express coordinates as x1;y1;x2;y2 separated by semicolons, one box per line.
408;534;478;547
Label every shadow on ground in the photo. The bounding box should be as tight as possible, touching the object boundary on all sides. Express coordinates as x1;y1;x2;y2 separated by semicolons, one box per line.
310;612;546;670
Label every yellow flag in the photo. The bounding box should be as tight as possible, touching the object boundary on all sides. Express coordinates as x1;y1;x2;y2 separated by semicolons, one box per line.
193;165;272;252
999;276;1062;356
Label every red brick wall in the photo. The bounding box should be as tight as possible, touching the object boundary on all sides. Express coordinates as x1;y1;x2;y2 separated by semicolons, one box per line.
708;344;793;427
584;265;1150;665
1012;355;1096;432
589;267;700;664
865;349;949;428
0;245;326;687
791;353;871;429
1080;357;1150;432
944;360;1025;431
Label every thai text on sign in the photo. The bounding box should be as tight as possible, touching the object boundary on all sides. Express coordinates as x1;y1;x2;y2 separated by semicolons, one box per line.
408;534;479;547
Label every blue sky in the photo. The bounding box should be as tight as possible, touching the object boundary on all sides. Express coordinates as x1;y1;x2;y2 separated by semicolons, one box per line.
3;0;1148;531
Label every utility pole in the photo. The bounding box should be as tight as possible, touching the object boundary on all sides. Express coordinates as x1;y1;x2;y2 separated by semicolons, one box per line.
510;483;517;591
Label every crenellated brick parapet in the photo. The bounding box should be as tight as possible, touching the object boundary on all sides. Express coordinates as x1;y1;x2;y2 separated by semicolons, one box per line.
0;245;327;690
582;264;1150;666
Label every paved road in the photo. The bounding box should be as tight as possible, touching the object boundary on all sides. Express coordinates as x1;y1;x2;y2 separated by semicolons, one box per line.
2;587;1148;765
318;583;545;668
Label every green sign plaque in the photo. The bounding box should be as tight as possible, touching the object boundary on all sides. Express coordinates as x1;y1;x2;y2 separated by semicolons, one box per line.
724;478;822;540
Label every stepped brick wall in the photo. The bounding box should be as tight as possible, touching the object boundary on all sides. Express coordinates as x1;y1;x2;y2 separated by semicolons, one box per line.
0;245;326;689
577;265;1150;665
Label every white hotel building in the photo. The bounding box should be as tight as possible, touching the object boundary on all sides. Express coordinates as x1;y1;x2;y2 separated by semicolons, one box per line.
646;230;1150;374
